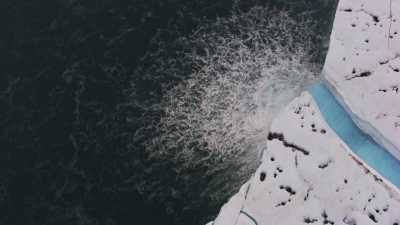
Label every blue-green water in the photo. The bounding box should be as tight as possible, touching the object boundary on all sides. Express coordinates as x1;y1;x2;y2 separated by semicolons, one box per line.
309;83;400;188
1;1;337;224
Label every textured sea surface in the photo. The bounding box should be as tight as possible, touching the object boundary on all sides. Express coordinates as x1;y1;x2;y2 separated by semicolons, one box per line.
1;1;337;224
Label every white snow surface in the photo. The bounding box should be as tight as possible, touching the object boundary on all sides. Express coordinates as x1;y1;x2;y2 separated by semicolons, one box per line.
210;92;400;225
323;0;400;160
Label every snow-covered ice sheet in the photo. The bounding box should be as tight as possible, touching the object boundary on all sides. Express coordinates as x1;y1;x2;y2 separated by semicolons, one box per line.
323;0;400;160
210;92;400;225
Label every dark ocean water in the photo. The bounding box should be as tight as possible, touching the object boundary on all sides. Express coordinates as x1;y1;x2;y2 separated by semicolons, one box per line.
1;1;337;225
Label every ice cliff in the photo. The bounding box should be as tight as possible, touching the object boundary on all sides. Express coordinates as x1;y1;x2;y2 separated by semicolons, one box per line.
208;0;400;224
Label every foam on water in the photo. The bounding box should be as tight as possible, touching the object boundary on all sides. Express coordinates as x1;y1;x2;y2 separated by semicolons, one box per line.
143;6;321;207
128;6;331;223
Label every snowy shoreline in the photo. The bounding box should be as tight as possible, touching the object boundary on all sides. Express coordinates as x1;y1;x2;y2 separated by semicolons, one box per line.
208;0;400;224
